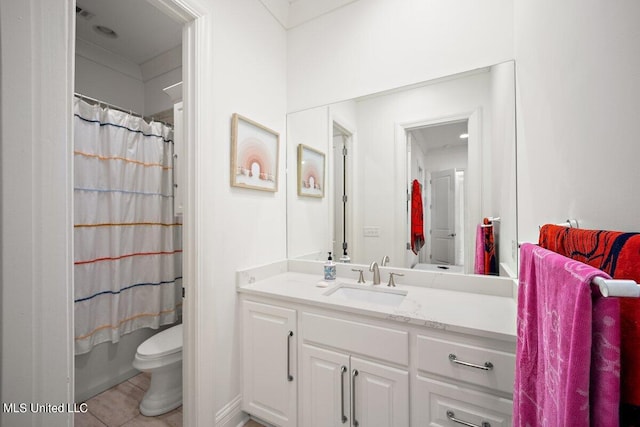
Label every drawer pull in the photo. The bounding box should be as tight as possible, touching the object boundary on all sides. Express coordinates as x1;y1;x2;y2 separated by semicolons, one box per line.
340;365;348;423
448;353;494;371
446;410;491;427
287;331;294;381
352;369;359;427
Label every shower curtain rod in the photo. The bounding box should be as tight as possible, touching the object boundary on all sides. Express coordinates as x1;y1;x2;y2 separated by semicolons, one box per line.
74;92;173;127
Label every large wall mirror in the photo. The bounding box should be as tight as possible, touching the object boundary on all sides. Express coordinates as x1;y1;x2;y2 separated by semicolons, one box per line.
287;61;517;277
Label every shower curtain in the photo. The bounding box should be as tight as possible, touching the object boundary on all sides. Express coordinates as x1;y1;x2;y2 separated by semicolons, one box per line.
74;97;182;355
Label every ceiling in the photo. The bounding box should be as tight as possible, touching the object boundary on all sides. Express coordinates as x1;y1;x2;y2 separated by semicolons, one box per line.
75;0;183;65
409;121;469;154
261;0;360;28
75;0;359;66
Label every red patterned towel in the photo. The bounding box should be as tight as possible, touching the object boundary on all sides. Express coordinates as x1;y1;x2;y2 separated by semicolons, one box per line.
540;224;640;424
483;218;498;275
411;179;424;255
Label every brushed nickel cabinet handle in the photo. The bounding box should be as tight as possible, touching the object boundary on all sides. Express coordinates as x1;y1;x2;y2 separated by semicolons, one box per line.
351;369;359;427
287;331;294;381
340;365;348;423
446;410;491;427
448;353;494;371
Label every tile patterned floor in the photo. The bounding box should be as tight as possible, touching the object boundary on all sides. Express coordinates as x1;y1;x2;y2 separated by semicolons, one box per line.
75;373;182;427
75;373;267;427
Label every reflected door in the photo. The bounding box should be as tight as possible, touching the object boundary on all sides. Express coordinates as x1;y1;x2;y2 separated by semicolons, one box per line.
430;169;455;264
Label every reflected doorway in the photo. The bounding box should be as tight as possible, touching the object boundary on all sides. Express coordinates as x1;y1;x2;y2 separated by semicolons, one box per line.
333;122;353;262
406;120;468;270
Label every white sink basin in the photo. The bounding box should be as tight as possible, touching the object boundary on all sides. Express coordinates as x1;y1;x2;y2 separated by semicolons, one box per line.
324;284;407;307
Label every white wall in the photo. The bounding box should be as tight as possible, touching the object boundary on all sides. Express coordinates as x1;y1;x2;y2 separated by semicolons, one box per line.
206;0;288;423
515;0;640;244
75;40;182;117
75;40;146;114
74;328;158;402
141;46;183;117
287;0;514;112
422;145;468;172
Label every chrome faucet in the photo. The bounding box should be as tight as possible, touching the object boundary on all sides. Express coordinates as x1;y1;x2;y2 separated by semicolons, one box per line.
381;255;390;266
369;261;381;285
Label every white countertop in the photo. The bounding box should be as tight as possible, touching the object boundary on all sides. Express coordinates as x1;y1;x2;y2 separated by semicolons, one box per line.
237;261;517;342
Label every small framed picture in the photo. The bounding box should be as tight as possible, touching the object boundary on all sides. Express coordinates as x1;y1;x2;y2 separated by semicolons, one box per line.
297;144;325;198
230;113;279;192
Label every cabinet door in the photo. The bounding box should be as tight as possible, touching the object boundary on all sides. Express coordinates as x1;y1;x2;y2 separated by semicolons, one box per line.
242;301;297;427
301;344;351;427
350;357;409;427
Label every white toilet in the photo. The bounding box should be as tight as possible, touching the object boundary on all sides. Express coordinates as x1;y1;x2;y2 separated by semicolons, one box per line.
133;324;183;416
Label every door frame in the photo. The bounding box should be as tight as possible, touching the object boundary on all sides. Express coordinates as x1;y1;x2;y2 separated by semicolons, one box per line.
394;109;481;272
74;0;210;425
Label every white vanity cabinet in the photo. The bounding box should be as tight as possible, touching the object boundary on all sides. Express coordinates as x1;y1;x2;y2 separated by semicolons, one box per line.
300;312;409;427
412;330;515;426
239;285;515;427
241;301;297;427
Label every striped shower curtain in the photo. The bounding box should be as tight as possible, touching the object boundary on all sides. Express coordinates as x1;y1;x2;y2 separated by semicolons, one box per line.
74;97;182;355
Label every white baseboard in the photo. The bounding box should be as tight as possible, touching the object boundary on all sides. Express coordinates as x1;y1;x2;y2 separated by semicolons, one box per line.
216;394;246;427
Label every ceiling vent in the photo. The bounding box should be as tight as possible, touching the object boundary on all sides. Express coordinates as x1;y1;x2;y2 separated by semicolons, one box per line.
76;6;95;20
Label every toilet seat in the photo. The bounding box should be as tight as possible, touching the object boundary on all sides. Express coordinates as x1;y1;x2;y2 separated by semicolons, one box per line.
137;324;182;358
133;324;182;370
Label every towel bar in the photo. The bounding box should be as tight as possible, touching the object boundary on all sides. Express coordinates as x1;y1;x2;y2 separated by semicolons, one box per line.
537;219;579;230
516;243;640;298
480;217;501;228
592;277;640;298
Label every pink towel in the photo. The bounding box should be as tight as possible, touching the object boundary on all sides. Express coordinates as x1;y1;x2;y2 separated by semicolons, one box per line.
514;244;621;427
474;224;484;274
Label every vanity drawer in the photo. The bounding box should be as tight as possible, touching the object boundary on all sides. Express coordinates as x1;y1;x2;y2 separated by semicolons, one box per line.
416;334;515;394
414;376;512;427
302;312;408;365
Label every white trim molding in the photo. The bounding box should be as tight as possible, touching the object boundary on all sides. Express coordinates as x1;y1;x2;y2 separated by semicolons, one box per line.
216;395;246;427
0;0;75;425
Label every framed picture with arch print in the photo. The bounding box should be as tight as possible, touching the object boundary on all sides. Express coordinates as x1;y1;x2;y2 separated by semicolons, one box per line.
297;144;325;198
230;113;279;192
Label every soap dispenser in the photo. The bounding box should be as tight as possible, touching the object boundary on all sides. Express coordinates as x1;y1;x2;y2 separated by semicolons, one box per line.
324;252;336;281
